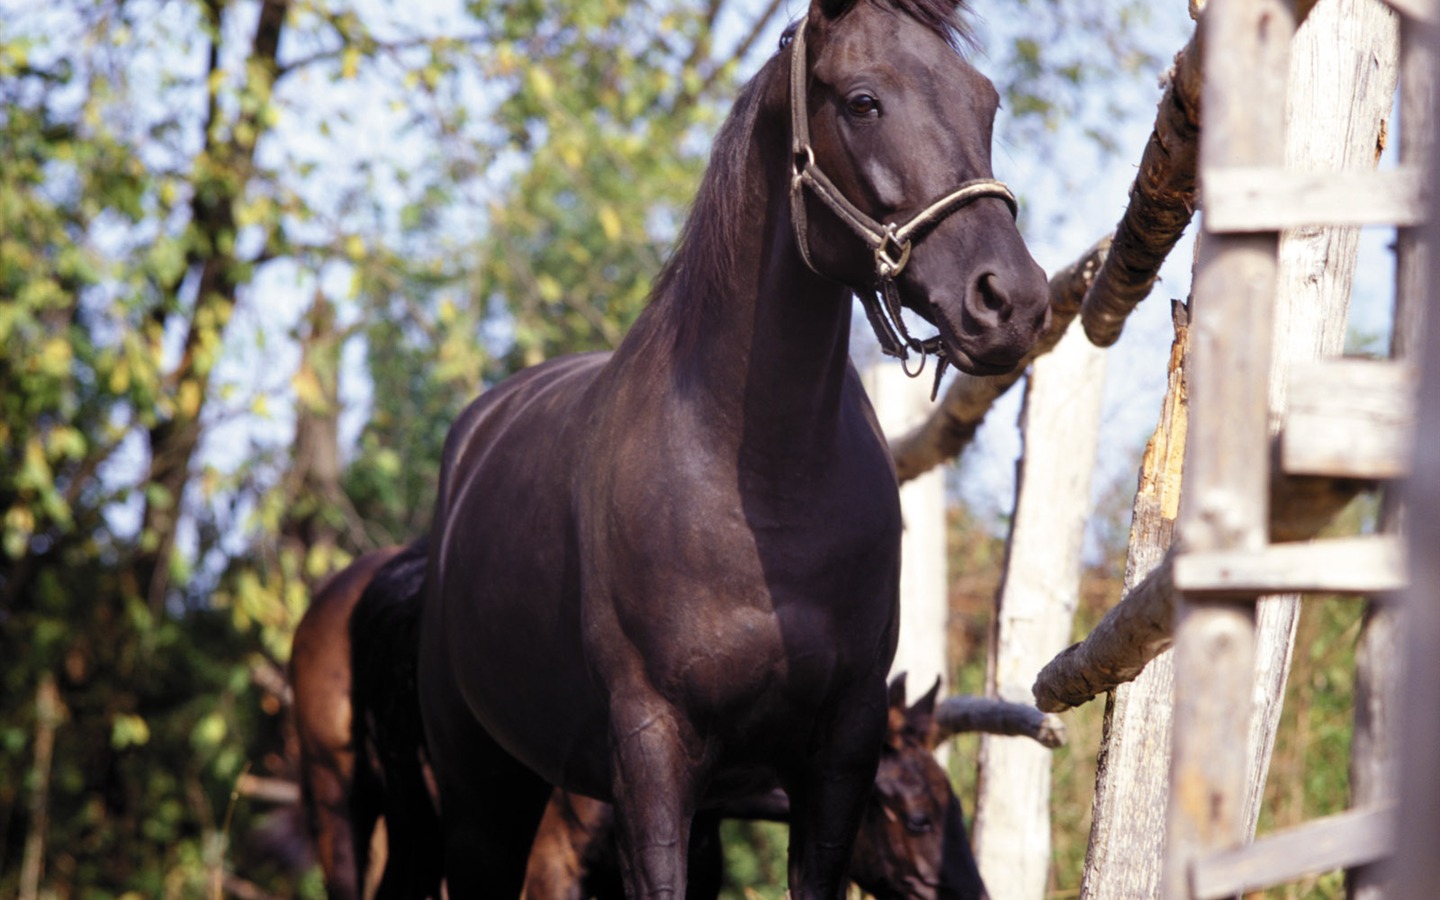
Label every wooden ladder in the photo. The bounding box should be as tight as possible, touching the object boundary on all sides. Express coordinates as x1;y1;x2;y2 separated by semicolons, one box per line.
1164;0;1435;897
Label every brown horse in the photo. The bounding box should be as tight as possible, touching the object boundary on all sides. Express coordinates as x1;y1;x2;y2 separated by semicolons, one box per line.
414;0;1047;893
291;546;406;898
292;548;987;898
292;542;447;900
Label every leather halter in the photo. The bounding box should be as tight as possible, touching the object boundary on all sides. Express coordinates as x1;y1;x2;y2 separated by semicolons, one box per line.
787;21;1019;395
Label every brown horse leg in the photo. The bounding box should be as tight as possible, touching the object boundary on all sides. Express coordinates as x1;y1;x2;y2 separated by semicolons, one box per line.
607;696;704;900
299;752;363;900
786;681;888;900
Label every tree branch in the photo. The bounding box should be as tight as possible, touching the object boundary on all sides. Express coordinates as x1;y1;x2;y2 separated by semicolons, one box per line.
19;674;62;900
934;696;1067;748
1031;465;1369;713
1079;29;1204;347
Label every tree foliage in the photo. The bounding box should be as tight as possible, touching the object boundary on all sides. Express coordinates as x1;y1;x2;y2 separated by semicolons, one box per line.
0;0;1181;894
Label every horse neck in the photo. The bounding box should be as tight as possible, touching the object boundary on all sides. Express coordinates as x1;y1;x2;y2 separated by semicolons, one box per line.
642;73;858;470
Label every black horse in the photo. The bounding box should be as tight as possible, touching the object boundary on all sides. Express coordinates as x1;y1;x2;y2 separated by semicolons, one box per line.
415;0;1048;894
293;546;986;898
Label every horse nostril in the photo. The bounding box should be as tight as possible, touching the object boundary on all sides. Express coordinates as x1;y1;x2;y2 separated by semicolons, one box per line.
977;273;1006;313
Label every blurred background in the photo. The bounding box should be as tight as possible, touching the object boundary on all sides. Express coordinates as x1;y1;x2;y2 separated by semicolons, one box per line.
0;0;1381;895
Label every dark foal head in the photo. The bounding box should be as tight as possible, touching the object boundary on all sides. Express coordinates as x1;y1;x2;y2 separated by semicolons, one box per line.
793;0;1049;374
851;675;987;900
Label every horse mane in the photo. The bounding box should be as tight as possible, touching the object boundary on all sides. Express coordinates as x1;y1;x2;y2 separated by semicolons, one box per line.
638;55;776;360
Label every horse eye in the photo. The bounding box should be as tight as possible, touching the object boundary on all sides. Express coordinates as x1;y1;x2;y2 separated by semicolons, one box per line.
903;813;932;834
847;93;880;117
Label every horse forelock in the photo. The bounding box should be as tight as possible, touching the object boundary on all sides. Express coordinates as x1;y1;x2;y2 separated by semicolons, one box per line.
797;0;976;53
885;0;976;52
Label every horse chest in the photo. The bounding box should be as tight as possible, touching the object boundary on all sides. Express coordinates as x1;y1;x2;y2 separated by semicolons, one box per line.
582;438;902;720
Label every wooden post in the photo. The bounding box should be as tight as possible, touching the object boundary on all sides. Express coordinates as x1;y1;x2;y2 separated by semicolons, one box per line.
1167;2;1293;898
1245;0;1401;838
1358;5;1434;897
972;321;1105;900
865;364;950;698
1079;303;1188;900
1394;10;1440;884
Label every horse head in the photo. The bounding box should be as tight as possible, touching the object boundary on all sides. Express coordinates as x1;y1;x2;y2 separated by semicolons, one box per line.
789;0;1050;376
851;674;988;900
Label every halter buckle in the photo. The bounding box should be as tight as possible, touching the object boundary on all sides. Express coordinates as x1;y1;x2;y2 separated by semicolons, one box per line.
792;142;814;180
875;225;911;279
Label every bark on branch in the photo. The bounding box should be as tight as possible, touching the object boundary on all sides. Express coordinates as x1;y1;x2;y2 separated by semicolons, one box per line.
934;696;1067;748
1080;30;1205;347
1032;467;1369;713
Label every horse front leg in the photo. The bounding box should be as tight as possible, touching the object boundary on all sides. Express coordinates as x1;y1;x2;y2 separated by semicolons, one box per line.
787;680;889;900
608;690;706;900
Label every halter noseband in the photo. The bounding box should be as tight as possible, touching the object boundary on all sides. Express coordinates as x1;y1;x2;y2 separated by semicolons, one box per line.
787;21;1019;396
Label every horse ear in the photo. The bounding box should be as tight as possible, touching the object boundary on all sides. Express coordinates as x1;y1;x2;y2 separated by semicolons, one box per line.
907;677;942;745
887;672;909;711
813;0;856;21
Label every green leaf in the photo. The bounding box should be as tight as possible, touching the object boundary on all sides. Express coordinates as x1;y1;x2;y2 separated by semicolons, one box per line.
111;714;151;749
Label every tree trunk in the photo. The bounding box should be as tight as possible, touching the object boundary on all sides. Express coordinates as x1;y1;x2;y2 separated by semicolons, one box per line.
19;673;61;900
972;320;1105;900
134;0;291;610
281;290;356;575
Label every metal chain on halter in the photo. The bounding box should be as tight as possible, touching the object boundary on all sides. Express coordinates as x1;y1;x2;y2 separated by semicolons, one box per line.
786;20;1019;399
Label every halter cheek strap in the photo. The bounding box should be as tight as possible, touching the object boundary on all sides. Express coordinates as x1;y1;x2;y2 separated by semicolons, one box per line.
786;21;1019;397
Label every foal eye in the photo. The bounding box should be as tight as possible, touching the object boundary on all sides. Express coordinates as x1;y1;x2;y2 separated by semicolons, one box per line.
903;812;933;834
846;93;880;117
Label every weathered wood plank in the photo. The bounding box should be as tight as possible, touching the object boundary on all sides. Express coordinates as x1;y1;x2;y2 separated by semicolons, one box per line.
1032;464;1373;715
1191;807;1394;898
236;774;302;805
1244;0;1400;841
1282;359;1416;480
1168;0;1295;893
865;364;950;698
1204;166;1428;231
973;317;1106;900
1173;535;1407;596
1357;10;1434;897
1077;303;1188;900
1392;8;1440;895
